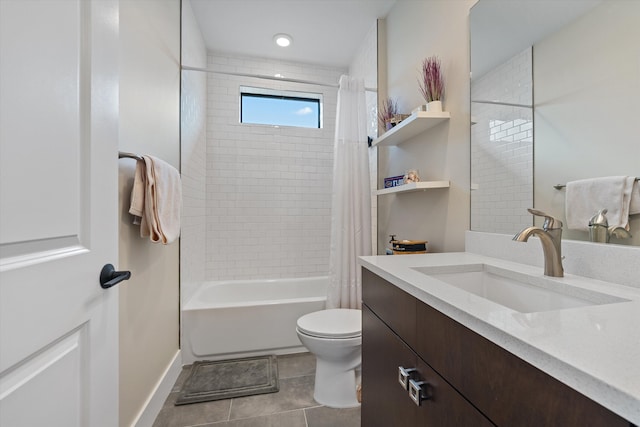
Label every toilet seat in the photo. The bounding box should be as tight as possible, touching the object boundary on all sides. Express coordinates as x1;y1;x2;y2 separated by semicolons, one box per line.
296;309;361;339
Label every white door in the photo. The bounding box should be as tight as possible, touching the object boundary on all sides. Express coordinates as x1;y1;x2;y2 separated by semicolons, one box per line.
0;1;119;426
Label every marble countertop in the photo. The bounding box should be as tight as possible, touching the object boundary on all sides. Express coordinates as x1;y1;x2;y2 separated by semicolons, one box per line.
359;252;640;424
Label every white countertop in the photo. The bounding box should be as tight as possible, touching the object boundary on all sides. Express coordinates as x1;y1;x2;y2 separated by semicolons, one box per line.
359;252;640;424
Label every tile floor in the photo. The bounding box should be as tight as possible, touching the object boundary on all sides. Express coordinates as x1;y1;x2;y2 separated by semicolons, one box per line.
152;353;361;427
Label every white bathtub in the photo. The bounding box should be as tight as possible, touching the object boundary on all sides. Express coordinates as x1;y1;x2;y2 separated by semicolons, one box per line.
182;276;327;363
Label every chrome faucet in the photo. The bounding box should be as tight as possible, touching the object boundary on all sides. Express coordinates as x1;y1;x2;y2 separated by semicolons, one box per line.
513;209;564;277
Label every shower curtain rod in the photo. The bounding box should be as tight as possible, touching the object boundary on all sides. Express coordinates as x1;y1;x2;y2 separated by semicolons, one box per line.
181;65;378;93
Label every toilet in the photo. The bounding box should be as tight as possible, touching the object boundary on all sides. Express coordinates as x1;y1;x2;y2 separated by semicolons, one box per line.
296;308;362;408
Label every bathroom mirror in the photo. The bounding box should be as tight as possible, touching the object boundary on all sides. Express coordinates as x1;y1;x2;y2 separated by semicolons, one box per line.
470;0;640;246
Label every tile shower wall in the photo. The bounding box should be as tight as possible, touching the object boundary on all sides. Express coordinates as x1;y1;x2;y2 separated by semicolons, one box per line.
471;47;533;234
206;53;345;281
180;0;207;305
349;21;378;255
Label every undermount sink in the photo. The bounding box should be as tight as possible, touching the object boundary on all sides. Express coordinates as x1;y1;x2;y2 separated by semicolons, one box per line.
412;264;629;313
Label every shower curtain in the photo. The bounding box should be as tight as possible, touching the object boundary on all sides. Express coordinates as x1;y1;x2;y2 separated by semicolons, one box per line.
327;75;372;310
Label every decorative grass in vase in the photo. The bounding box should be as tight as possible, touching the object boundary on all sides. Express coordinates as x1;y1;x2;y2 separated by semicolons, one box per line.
377;97;398;131
418;56;445;112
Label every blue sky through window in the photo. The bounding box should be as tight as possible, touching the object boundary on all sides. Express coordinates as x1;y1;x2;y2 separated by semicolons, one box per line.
241;93;321;128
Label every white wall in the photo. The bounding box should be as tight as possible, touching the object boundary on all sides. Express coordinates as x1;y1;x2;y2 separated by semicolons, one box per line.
118;1;180;425
378;0;475;254
180;0;208;305
205;53;345;280
534;1;640;245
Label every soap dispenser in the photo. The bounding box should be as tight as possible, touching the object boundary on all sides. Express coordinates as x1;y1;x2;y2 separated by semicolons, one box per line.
386;234;397;255
588;209;609;243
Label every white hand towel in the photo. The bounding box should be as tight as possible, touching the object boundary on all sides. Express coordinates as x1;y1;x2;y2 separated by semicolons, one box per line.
139;155;182;244
630;180;640;215
565;176;635;231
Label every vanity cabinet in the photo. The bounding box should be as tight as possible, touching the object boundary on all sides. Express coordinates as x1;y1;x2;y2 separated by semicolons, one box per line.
362;306;495;426
361;269;494;426
361;268;631;427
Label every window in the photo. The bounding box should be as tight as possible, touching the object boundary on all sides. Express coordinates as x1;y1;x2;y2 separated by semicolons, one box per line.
240;86;322;129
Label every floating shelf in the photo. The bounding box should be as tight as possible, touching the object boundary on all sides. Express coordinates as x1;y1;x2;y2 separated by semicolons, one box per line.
371;111;450;147
375;181;450;196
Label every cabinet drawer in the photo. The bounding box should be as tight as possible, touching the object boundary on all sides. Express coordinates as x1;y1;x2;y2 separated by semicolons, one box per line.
362;268;416;347
362;305;494;427
362;305;417;427
415;300;629;427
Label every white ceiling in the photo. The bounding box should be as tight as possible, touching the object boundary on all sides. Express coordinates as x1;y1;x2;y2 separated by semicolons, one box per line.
189;0;397;68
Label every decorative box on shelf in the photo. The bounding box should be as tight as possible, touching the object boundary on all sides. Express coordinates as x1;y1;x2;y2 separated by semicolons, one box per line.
390;239;428;255
384;175;405;188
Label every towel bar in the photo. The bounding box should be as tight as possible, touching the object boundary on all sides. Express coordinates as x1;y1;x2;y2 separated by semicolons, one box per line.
554;177;639;190
118;151;143;161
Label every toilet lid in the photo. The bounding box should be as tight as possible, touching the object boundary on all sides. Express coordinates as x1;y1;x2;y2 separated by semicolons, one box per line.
297;309;361;339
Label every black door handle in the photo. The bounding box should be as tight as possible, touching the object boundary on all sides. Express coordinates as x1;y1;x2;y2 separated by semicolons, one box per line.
100;264;131;289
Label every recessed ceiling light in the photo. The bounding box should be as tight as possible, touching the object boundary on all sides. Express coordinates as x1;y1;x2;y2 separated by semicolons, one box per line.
273;33;292;48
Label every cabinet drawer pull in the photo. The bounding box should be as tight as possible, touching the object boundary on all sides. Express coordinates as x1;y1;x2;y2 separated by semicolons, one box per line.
398;367;417;390
409;379;430;406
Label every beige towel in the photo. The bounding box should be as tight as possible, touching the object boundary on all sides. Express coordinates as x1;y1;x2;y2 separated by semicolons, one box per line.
129;155;181;244
565;176;635;231
630;180;640;215
128;160;146;225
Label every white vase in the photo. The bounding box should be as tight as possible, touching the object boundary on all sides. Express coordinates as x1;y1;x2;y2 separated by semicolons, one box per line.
427;100;442;113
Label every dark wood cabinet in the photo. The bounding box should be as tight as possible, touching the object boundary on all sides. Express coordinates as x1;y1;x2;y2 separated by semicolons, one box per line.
361;268;416;346
362;305;418;427
362;267;632;427
414;300;629;427
362;306;494;427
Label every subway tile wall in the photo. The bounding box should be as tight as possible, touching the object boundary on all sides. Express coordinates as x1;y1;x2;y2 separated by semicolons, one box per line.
205;53;346;281
471;47;533;234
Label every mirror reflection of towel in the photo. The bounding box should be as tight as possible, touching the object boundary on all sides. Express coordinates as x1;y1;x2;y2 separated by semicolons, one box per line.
129;155;182;244
565;176;635;231
630;180;640;215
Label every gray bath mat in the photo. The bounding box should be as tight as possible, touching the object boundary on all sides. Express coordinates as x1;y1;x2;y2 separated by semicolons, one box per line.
175;355;279;405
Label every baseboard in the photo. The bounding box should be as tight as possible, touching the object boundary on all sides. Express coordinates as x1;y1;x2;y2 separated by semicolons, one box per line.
132;350;182;427
182;345;308;364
